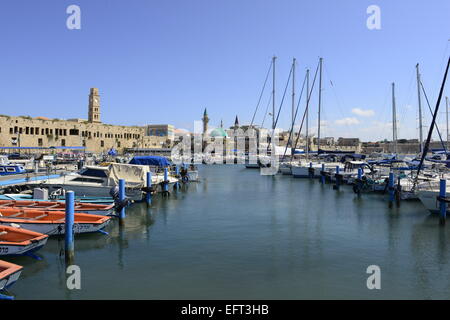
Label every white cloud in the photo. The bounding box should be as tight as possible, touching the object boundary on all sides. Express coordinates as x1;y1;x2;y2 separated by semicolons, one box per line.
335;117;360;126
351;108;375;117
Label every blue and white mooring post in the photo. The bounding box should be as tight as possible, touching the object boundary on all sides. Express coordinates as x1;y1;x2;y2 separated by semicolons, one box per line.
320;163;325;184
164;167;169;193
388;172;395;207
65;190;75;263
119;178;126;224
439;179;447;225
146;171;152;206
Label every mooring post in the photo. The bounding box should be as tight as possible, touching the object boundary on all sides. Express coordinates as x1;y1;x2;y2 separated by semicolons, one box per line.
356;167;362;195
309;162;313;179
164;167;169;193
388;172;395;207
321;163;325;184
146;171;152;206
65;190;75;263
119;179;126;224
175;165;180;189
439;179;447;225
334;166;340;190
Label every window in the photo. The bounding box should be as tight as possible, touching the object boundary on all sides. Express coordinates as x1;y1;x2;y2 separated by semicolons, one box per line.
100;140;104;147
38;138;43;146
9;128;13;134
25;127;29;134
30;127;34;135
61;139;66;147
0;168;4;172
69;129;79;136
6;167;15;172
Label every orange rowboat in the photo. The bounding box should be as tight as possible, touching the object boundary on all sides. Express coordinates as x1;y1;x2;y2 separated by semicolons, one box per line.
0;200;114;216
0;208;111;236
0;225;48;256
0;260;23;290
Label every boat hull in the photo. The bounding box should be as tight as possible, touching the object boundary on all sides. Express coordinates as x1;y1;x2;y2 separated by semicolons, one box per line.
0;237;48;256
0;219;111;236
0;261;22;290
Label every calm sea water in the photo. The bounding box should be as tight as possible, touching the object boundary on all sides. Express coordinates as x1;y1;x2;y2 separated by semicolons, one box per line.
5;165;450;299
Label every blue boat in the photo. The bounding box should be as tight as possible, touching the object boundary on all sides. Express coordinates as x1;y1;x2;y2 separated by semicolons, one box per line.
0;156;27;176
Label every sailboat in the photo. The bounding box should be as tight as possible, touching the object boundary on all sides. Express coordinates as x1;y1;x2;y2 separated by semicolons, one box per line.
291;58;344;178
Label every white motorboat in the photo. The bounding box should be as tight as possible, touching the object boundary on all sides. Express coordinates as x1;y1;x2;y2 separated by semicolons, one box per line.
27;164;178;201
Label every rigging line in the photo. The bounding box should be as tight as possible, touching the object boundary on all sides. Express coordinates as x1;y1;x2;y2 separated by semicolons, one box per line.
397;68;416;139
281;72;308;160
290;61;320;160
261;91;273;128
415;57;450;182
267;63;294;151
323;65;349;131
420;79;447;151
274;64;294;129
250;60;273;127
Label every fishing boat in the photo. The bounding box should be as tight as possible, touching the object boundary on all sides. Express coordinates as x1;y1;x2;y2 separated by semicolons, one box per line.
0;156;27;176
0;209;111;235
0;225;48;256
0;260;23;291
0;199;114;215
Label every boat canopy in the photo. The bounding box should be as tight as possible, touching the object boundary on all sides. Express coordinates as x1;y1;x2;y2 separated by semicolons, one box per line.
129;156;171;167
107;163;150;189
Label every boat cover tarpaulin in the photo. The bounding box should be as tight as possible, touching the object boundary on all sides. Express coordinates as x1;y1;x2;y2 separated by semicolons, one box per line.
107;163;150;188
129;156;171;167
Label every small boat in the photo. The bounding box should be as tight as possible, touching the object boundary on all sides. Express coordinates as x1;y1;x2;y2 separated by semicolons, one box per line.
0;200;114;216
0;209;111;235
0;156;27;176
0;260;23;290
0;225;48;256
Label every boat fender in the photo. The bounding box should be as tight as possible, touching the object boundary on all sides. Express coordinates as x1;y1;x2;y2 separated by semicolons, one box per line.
109;186;120;201
10;223;21;229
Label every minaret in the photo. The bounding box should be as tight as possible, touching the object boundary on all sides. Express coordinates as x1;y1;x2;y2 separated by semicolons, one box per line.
202;108;209;135
88;88;101;123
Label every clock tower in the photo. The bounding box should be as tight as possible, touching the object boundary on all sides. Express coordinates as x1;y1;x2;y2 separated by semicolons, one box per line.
88;88;101;123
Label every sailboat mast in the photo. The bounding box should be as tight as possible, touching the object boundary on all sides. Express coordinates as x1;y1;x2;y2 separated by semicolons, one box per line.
392;82;398;155
306;69;310;159
416;64;424;153
447;96;449;150
317;57;323;154
272;56;276;131
291;58;296;149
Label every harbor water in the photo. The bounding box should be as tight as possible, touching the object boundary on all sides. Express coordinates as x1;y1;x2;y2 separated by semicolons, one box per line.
5;165;450;299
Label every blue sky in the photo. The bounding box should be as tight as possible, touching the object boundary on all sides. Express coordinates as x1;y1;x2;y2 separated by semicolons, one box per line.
0;0;449;141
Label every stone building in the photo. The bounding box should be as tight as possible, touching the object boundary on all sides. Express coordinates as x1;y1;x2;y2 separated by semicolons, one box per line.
0;88;173;154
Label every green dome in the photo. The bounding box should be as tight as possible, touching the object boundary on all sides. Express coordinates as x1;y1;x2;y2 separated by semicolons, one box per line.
210;128;228;138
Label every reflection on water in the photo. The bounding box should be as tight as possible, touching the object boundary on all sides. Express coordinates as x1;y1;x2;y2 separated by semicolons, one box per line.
6;165;450;299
